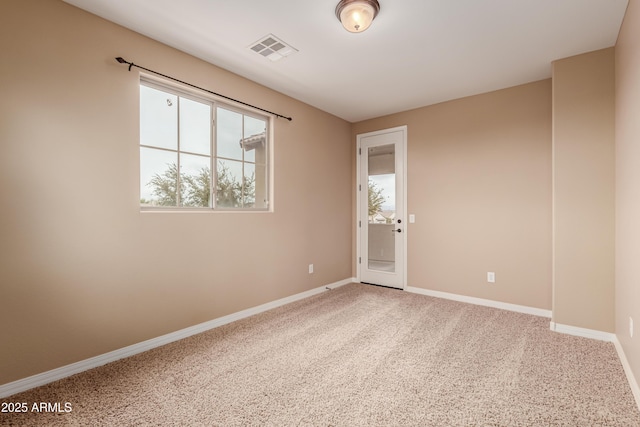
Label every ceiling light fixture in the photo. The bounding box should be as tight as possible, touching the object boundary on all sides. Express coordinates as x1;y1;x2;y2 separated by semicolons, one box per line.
335;0;380;33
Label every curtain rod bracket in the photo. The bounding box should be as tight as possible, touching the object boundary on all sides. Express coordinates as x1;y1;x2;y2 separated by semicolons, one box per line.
114;57;292;121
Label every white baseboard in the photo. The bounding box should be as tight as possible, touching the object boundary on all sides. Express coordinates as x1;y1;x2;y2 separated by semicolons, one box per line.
0;277;354;399
326;277;355;290
549;322;616;342
612;336;640;412
405;286;552;318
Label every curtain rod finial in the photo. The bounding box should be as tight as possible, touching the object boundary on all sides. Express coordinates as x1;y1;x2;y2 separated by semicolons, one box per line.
115;57;133;71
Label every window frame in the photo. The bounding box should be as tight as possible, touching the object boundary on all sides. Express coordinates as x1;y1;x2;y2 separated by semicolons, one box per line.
139;75;272;212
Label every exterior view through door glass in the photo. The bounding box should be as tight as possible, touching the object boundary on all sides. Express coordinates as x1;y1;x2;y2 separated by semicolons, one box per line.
368;144;396;273
358;127;406;289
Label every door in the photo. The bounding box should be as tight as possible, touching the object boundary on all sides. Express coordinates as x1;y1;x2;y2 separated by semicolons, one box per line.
357;126;407;289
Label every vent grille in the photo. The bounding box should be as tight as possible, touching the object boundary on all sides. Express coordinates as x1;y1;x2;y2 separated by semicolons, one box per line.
249;34;297;62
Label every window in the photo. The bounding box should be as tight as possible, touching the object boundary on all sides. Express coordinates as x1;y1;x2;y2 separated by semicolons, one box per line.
139;79;269;210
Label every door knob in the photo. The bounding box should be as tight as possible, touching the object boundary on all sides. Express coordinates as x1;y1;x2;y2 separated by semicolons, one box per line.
391;228;402;233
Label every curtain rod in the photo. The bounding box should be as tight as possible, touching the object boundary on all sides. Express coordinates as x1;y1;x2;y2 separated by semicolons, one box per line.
115;57;293;121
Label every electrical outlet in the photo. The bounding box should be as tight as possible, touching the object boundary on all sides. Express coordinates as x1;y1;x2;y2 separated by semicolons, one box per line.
487;272;496;283
631;317;634;338
309;264;314;274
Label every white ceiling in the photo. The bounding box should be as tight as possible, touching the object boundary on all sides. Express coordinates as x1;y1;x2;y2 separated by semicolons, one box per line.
64;0;628;122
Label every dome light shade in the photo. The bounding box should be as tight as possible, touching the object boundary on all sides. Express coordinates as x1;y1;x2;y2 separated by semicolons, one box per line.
335;0;380;33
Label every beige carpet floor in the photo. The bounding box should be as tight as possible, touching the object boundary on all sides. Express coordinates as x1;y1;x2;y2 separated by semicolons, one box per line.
1;283;639;426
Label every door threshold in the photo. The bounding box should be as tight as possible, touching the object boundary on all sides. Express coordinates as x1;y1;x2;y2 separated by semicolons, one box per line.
361;282;404;291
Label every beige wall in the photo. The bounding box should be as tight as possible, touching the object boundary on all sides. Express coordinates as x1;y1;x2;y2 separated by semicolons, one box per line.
353;80;553;310
0;0;352;385
616;0;640;394
551;48;616;333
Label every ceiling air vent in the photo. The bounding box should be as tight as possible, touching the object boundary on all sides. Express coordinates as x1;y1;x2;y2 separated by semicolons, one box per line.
249;34;297;62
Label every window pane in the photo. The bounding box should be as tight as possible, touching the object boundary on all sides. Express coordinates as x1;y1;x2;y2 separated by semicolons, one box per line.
140;85;177;150
180;153;211;207
140;147;179;207
216;159;242;208
243;162;256;207
216;107;243;160
243;116;266;163
368;174;396;221
180;97;211;156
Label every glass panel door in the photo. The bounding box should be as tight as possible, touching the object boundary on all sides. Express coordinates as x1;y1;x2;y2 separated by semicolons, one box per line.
358;126;406;290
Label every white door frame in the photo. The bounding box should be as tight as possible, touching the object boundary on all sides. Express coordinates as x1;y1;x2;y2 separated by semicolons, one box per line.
356;125;408;289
